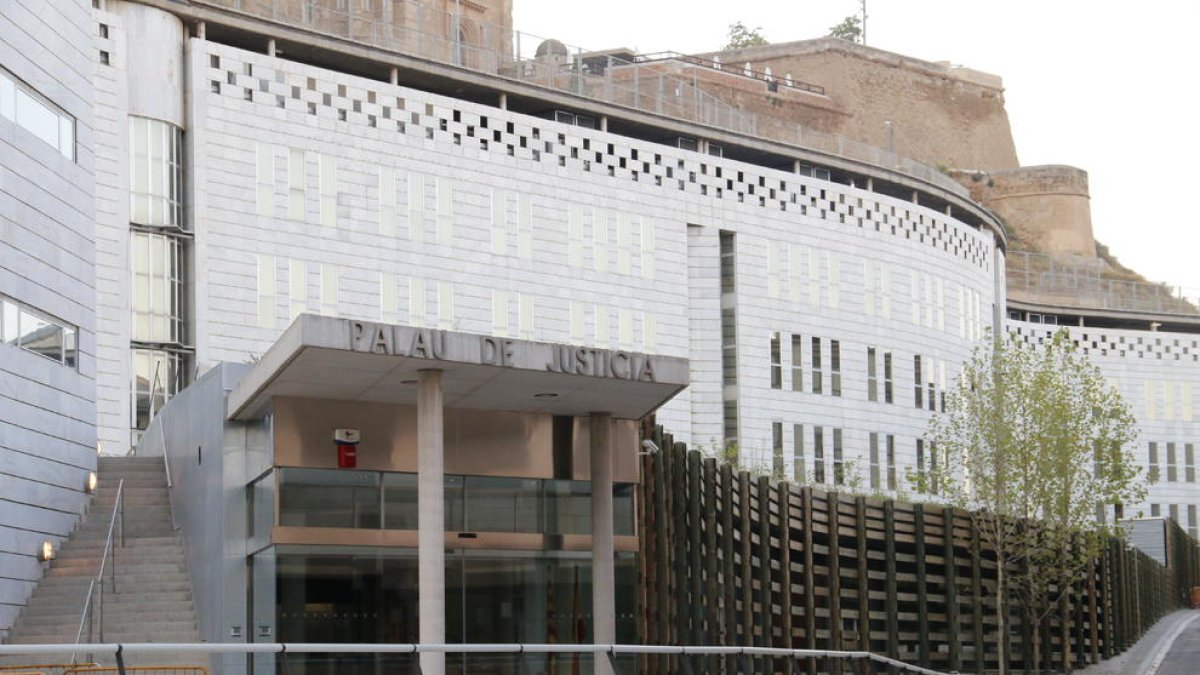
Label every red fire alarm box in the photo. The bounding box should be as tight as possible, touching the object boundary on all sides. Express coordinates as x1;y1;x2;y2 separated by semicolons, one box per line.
334;428;360;469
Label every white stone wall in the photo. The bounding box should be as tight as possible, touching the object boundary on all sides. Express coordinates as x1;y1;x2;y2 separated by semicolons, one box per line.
174;40;997;495
0;0;96;637
1009;320;1200;536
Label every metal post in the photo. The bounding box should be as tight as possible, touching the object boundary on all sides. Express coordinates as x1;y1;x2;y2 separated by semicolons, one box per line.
591;412;616;675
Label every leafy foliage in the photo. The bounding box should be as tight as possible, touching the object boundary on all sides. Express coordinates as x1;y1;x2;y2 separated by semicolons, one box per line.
925;329;1143;673
724;22;769;50
827;15;863;43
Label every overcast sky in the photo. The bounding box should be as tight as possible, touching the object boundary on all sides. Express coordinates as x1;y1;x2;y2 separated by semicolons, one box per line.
512;1;1200;293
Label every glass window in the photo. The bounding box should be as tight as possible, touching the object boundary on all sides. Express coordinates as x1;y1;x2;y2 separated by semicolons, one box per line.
813;426;825;483
772;422;783;477
129;116;184;228
18;308;63;362
769;332;781;389
793;423;805;481
131;348;186;431
279;468;381;529
811;337;823;394
131;231;186;344
0;67;74;159
1;300;18;344
914;355;924;408
545;479;591;535
790;334;803;392
884;351;894;403
867;347;878;402
1168;442;1178;482
830;340;842;397
869;432;880;489
464;476;541;533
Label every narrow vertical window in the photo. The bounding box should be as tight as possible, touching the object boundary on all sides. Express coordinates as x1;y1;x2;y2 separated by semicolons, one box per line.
930;441;939;494
436;177;453;245
869;432;880;489
832;429;844;485
811;337;823;394
256;144;275;217
886;435;896;490
379;165;396;236
1170;504;1180;524
288;148;306;221
772;422;784;478
1151;504;1161;518
409;278;426;327
380;272;397;323
830;340;842;397
594;306;609;348
489;188;507;254
914;355;924;408
289;260;307;319
867;347;878;402
517;195;533;261
793;424;805;481
1190;505;1198;539
1168;442;1178;482
928;358;937;412
617;216;632;275
641;218;656;280
1149;442;1160;483
916;439;926;491
407;173;425;243
790;334;803;392
320;264;338;316
813;426;825;483
437;282;454;330
642;313;657;352
1186;443;1195;483
884;352;894;403
593;211;609;272
719;231;738;449
769;332;782;389
256;255;275;329
568;205;584;268
518;294;534;340
618;309;633;349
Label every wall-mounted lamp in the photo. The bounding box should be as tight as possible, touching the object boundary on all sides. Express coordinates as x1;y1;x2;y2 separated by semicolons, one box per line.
640;439;660;456
85;471;98;494
38;540;55;562
97;440;104;456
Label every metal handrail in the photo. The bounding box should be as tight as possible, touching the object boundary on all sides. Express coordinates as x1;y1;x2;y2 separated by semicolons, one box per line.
70;480;125;663
1;643;952;675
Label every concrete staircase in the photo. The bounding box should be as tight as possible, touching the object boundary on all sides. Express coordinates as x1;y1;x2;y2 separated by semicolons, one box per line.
8;457;204;664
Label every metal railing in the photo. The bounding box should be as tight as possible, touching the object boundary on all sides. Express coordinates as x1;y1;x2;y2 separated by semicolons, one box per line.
1007;251;1200;317
0;643;953;675
72;480;126;663
194;0;968;197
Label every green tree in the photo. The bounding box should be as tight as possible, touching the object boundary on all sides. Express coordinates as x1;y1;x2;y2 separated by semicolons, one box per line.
827;15;863;43
724;22;769;50
925;329;1142;674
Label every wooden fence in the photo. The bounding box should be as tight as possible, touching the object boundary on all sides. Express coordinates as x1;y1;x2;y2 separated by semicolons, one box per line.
636;429;1200;674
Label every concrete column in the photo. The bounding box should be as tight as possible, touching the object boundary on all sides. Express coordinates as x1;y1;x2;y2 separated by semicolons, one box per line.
590;412;615;675
418;369;445;675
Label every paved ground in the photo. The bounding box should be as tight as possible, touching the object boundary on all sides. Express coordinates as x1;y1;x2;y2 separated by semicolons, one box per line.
1075;609;1200;675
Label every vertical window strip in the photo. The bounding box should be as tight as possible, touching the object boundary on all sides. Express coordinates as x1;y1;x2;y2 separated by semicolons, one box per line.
490;188;507;255
568;205;584;268
617;216;631;275
256;255;275;329
767;240;780;299
436;177;453;246
790;334;803;392
618;309;633;349
811;336;823;395
1168;442;1178;482
256;144;275;217
437;282;454;329
830;340;842;397
289;260;307;319
863;261;876;317
869;432;880;489
1187;443;1196;483
1183;382;1194;422
880;266;891;319
769;332;782;390
379;166;396;236
1164;381;1176;421
787;244;801;302
813;426;825;483
517;194;533;261
407;173;425;243
936;277;945;331
640;218;656;280
807;248;820;308
1149;442;1160;483
886;435;896;490
642;313;657;353
319;155;337;228
914;355;924;408
287;148;305;221
380;272;398;323
884;351;894;404
593;211;609;272
320;263;338;316
793;423;805;481
594;305;609;348
832;429;844;485
409;278;427;327
867;347;878;402
772;422;784;478
827;253;840;309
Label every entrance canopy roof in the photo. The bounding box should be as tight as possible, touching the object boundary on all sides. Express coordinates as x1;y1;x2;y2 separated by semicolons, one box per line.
227;315;689;421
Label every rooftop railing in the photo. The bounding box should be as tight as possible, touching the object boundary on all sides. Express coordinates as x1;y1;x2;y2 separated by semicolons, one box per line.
1007;251;1200;317
194;0;969;197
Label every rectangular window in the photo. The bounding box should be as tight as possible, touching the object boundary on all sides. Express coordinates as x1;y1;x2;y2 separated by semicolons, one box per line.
289;260;307;320
593;210;609;272
437;282;454;330
320;264;338;316
380;272;397;323
131;348;185;432
1190;505;1198;539
811;337;823;394
517;195;533;261
917;439;925;477
832;429;844;485
790;334;803;392
594;305;609;348
407;173;425;242
793;424;805;481
288;148;306;221
772;422;784;478
914;355;924;408
884;352;894;403
618;309;633;349
380;165;397;236
930;441;939;494
830;340;842;396
722;401;738;452
1151;504;1161;518
886;435;896;490
131;231;186;344
1170;504;1180;524
867;347;878;402
490;188;506;254
568;205;584;268
1149;442;1160;484
813;426;825;484
256;255;276;329
0;66;75;159
1187;444;1196;483
1168;442;1178;482
256;144;275;217
769;332;782;389
869;432;881;489
719;231;738;448
617;216;631;275
436;177;453;246
319;155;337;227
640;218;656;280
129;117;183;228
409;278;426;327
1;296;76;367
